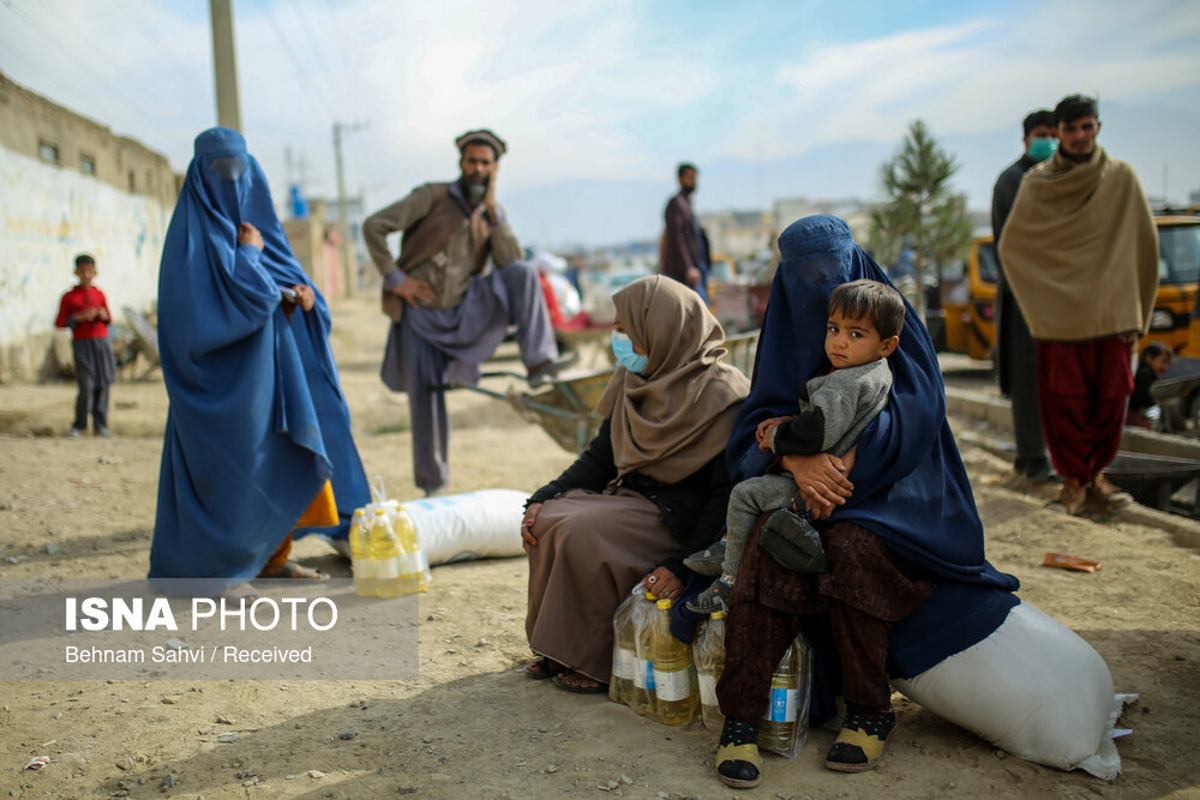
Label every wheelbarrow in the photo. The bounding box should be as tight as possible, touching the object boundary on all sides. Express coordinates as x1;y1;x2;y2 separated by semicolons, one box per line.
1103;451;1200;514
443;331;761;454
122;306;162;380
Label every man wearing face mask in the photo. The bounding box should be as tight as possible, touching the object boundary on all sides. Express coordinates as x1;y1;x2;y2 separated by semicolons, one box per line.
1000;95;1159;515
661;162;711;303
364;129;572;496
991;109;1058;483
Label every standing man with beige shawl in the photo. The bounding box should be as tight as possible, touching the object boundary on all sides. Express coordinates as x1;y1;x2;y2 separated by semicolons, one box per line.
999;95;1159;515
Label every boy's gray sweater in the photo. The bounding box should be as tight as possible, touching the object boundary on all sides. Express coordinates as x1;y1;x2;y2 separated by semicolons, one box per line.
769;358;892;458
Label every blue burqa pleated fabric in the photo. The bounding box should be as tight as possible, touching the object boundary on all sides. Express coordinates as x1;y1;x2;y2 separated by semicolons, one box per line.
727;215;1019;680
149;127;370;588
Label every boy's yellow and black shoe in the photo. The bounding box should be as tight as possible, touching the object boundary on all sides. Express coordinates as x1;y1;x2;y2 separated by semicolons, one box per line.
826;705;897;772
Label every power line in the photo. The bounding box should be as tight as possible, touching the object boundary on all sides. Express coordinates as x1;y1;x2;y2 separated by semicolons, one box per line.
288;0;333;79
254;0;335;118
109;2;200;93
322;0;354;77
290;0;375;130
316;2;379;191
0;0;146;121
285;0;377;195
0;30;44;75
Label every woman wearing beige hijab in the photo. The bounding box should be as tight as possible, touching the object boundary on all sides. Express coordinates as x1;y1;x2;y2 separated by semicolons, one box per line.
520;276;751;693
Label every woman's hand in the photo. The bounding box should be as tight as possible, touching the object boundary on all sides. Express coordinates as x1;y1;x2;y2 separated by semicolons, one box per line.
521;502;543;554
780;449;855;520
644;566;682;602
292;285;315;312
237;222;264;250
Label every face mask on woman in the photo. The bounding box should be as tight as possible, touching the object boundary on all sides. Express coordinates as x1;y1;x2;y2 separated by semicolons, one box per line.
611;331;648;374
1028;137;1058;162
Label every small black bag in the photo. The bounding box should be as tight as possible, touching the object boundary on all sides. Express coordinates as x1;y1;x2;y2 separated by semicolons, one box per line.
758;507;828;574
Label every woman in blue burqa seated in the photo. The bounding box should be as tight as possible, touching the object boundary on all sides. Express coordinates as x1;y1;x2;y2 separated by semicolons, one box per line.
149;127;370;595
712;216;1020;788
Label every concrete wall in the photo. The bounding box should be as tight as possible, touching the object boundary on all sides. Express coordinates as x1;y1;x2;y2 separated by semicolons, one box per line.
0;71;176;382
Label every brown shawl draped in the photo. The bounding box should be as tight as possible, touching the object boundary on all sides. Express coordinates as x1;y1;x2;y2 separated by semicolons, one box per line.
998;146;1159;341
595;276;751;485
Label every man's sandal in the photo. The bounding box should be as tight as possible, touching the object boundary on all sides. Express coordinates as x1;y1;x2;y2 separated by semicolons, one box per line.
825;706;897;772
522;656;568;680
716;718;762;789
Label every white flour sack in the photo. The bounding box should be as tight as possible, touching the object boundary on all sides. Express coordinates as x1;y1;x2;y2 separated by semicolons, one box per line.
402;489;528;566
891;601;1136;780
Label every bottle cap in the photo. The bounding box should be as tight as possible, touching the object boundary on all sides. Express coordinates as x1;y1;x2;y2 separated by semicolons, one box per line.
643;590;657;601
711;611;726;620
375;508;386;516
656;598;672;610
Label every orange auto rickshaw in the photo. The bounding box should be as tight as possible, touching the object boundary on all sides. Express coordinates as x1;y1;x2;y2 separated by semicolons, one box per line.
941;214;1200;359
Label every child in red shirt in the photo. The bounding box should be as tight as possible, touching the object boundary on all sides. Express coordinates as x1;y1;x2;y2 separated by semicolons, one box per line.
55;254;116;436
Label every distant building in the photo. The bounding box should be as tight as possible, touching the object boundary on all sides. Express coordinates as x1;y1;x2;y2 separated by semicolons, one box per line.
773;197;873;242
697;210;777;263
0;70;178;382
283;191;375;297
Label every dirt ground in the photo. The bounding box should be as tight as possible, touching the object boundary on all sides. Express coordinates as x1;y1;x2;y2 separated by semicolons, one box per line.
1;296;1198;799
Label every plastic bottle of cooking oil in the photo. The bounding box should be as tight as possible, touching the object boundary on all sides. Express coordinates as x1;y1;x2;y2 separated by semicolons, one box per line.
693;610;726;731
632;590;658;718
759;637;801;753
652;598;698;726
369;508;404;597
349;509;376;597
391;505;423;595
609;589;638;705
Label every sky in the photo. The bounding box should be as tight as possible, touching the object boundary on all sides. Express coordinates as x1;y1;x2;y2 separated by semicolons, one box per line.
2;0;1199;248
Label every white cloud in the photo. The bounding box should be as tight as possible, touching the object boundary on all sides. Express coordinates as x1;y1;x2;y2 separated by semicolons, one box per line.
0;0;721;208
714;0;1200;162
2;0;1198;240
245;0;725;199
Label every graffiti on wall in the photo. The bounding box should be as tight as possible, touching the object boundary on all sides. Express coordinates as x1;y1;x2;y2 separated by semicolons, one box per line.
0;147;172;347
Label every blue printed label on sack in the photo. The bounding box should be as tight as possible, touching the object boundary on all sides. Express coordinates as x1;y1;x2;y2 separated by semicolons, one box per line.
767;688;798;722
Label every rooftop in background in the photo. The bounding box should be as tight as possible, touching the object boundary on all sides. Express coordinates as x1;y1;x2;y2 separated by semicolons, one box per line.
0;69;179;203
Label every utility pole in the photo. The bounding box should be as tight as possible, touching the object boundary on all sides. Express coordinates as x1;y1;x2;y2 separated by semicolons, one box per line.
333;121;368;296
209;0;242;131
